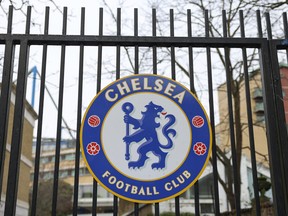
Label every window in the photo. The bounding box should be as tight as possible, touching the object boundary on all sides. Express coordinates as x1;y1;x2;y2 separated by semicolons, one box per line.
247;168;273;201
65;153;75;161
41;157;49;164
189;174;214;199
60;170;68;178
79;185;93;198
68;169;75;177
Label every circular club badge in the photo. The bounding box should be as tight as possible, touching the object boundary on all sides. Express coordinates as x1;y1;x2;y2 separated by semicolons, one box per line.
80;74;212;203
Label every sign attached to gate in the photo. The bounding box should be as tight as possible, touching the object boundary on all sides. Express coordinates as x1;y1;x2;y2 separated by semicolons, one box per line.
80;74;212;203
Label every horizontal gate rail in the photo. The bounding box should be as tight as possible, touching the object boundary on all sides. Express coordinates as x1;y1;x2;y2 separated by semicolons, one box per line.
0;35;266;47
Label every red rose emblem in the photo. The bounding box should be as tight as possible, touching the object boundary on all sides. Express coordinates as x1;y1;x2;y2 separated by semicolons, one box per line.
193;142;207;156
87;142;100;155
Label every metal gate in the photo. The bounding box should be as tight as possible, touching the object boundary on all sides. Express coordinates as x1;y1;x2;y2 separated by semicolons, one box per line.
0;6;288;216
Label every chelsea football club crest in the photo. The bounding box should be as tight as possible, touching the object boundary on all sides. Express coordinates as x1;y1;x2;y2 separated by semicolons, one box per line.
80;74;212;203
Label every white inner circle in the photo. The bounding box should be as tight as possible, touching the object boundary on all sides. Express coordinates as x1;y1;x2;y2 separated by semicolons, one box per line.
101;93;191;181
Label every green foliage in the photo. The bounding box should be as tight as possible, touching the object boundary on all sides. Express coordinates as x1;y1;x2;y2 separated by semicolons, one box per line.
29;179;73;216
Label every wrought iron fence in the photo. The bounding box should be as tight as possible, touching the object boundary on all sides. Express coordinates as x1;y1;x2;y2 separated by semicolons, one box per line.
0;5;287;216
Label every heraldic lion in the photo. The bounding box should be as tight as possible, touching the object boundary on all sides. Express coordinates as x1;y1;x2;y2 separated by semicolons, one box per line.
123;101;176;169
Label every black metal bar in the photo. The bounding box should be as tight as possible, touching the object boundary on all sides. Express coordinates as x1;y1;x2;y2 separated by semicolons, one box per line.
134;8;139;74
116;8;121;80
4;6;31;216
187;9;195;94
170;9;176;80
283;13;288;39
187;9;200;215
174;196;180;216
92;180;98;216
112;8;121;216
269;41;288;215
133;11;139;214
92;8;104;216
0;34;265;48
265;13;288;214
30;7;50;216
52;7;67;216
205;9;220;215
265;13;273;40
97;8;103;95
134;203;139;216
170;11;177;213
0;5;14;199
259;40;288;216
282;13;288;62
155;203;160;216
152;9;157;75
194;181;200;216
222;10;241;216
72;7;85;216
239;10;261;216
152;8;159;215
256;10;263;38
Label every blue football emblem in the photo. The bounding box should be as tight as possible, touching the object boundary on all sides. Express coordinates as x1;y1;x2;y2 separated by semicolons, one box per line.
122;101;176;169
80;74;212;203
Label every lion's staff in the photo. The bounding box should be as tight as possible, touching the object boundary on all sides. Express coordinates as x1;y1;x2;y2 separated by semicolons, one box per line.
122;102;134;160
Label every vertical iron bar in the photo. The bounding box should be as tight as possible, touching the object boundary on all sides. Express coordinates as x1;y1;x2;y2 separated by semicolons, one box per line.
257;12;288;215
269;44;288;215
239;10;261;216
152;9;157;75
187;9;195;94
72;7;85;216
92;7;104;216
222;10;241;216
265;13;273;40
187;9;199;216
92;180;98;216
256;11;263;38
205;9;220;216
193;6;203;213
113;196;118;216
175;196;180;216
266;13;288;214
134;8;139;215
112;8;121;216
283;13;288;39
134;8;139;75
152;8;159;216
170;9;176;81
0;5;14;200
283;14;288;185
155;203;160;216
116;8;121;81
30;7;50;216
169;8;179;216
265;10;288;210
52;7;67;216
96;8;103;100
259;40;288;216
4;6;31;216
282;13;288;62
194;182;200;216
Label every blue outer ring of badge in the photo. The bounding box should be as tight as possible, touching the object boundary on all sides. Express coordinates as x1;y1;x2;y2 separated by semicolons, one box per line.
80;74;212;203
